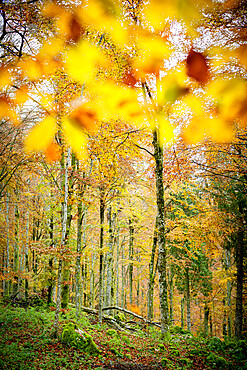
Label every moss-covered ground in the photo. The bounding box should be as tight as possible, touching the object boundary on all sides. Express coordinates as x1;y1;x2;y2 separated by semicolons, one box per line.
0;298;246;370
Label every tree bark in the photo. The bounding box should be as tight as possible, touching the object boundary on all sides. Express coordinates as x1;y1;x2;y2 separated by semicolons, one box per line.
181;296;185;329
98;188;105;324
61;151;75;309
75;192;84;319
235;209;244;339
4;192;10;297
153;128;169;335
147;216;158;321
185;267;191;332
53;147;71;337
128;217;134;306
204;303;210;337
105;207;115;315
13;190;19;296
168;267;174;326
25;209;29;300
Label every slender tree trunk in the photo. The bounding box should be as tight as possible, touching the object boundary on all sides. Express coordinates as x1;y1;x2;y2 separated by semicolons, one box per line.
168;267;174;326
142;82;168;335
181;296;185;329
4;192;10;297
25;210;29;299
98;188;105;324
90;252;96;308
153;128;169;335
227;280;232;338
185;267;191;332
115;229;120;307
47;209;54;305
147;216;158;321
61;152;75;309
105;207;115;315
204;303;210;337
75;192;84;319
129;217;134;306
121;242;126;308
223;298;227;338
235;203;244;339
53;147;71;337
13;191;20;296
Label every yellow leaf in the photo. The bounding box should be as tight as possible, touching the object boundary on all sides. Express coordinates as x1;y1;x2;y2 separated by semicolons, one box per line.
157;67;188;105
158;116;174;145
143;0;210;29
0;96;19;125
62;117;87;160
235;45;247;69
80;0;121;30
205;116;234;142
65;41;105;83
143;0;177;29
14;87;30;105
90;82;145;126
19;58;43;80
133;34;171;78
38;38;64;58
182;94;205;116
25;115;57;152
0;67;11;88
206;78;247;123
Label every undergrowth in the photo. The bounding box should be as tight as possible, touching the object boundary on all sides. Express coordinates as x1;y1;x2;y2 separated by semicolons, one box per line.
0;299;246;370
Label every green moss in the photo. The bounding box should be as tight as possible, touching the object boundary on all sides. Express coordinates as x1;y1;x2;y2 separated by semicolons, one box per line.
206;353;228;369
115;312;125;323
61;323;100;355
106;328;117;336
207;337;224;351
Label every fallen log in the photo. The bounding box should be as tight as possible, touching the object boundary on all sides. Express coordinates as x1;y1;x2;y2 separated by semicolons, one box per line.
80;306;161;329
102;306;161;329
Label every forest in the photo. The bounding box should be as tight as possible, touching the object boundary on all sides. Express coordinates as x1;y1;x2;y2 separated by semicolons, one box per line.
0;0;246;369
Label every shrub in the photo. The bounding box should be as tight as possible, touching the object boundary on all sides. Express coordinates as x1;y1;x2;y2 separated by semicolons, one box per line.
207;337;224;351
170;326;191;335
206;353;228;369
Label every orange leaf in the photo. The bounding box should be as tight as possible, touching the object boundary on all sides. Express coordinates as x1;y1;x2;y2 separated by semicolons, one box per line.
70;105;98;132
122;69;139;88
44;142;61;163
186;49;210;84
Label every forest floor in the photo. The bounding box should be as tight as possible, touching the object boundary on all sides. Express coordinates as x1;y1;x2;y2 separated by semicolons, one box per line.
0;297;246;370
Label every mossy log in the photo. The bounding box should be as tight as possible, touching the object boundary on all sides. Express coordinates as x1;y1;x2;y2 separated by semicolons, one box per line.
80;306;161;330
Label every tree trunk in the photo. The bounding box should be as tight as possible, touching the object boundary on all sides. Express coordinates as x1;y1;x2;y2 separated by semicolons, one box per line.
4;192;10;297
181;296;185;329
185;267;191;332
105;207;115;315
115;229;120;307
147;216;158;321
13;192;19;296
61;151;75;309
90;252;96;308
98;188;105;324
75;193;84;319
25;210;29;300
168;267;174;326
129;217;134;306
121;242;126;308
53;147;71;337
235;202;244;339
153;127;169;335
204;303;210;337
